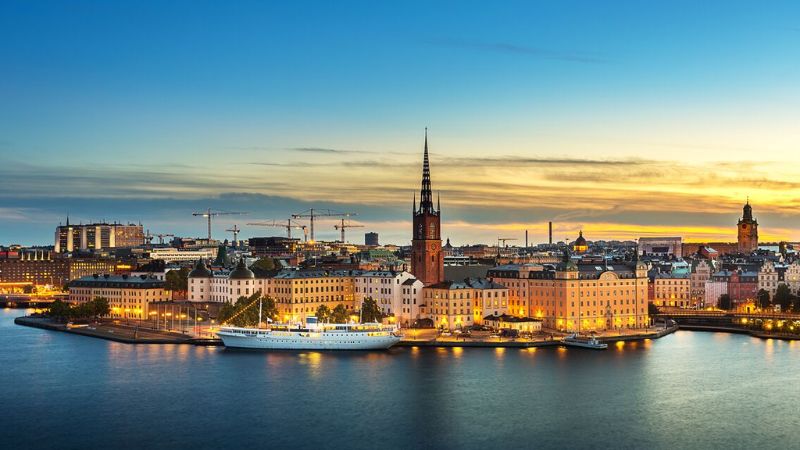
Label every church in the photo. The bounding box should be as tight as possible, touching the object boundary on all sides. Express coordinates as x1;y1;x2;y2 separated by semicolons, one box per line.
410;129;445;286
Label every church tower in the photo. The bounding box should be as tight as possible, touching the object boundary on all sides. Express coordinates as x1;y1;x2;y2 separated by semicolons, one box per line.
737;199;758;253
411;129;444;285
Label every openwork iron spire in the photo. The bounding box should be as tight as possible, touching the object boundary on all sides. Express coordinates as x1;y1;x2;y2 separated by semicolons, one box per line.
419;128;435;214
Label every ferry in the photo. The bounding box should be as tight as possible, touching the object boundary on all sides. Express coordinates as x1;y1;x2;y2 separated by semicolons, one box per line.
217;316;402;351
561;333;608;350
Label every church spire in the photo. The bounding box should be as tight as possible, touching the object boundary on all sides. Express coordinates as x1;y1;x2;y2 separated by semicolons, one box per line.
419;127;434;214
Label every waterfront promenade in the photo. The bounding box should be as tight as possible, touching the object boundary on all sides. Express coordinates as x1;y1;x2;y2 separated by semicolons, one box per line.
14;314;679;348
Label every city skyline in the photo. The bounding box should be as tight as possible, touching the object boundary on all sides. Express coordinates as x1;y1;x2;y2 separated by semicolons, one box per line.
3;1;800;245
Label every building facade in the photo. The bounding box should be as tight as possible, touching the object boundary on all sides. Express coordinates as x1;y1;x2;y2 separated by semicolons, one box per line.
69;274;167;319
364;232;379;246
55;221;144;253
423;278;508;330
651;273;691;308
488;256;650;332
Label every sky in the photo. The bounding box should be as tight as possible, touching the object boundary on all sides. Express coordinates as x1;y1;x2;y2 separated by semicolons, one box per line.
2;0;800;246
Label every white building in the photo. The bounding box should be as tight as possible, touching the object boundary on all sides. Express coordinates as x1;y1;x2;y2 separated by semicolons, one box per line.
758;260;780;297
188;259;266;303
353;270;423;326
148;247;217;263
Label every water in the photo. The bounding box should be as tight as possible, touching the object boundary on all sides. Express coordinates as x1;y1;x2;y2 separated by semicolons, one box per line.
2;309;799;450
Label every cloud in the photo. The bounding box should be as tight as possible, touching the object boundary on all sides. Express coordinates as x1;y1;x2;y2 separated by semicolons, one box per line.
441;155;649;168
288;147;362;154
426;38;611;64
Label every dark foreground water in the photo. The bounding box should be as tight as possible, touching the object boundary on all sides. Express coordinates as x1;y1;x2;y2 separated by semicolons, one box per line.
2;309;800;450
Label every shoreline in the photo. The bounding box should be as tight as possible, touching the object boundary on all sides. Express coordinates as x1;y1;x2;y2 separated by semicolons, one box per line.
677;324;800;341
16;315;800;347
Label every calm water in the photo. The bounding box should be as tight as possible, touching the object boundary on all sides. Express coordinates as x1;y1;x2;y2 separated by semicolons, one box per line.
2;309;799;450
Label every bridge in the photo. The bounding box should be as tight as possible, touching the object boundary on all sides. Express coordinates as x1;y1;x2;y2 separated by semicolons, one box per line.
0;294;70;308
656;309;800;336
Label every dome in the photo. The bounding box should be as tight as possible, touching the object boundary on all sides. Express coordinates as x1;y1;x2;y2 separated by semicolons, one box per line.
575;230;587;246
229;258;255;279
188;260;212;278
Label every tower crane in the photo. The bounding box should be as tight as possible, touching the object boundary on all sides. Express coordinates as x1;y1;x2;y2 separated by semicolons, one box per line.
334;219;364;243
247;219;308;242
497;237;517;256
291;209;356;242
192;208;247;240
225;225;241;245
144;231;175;246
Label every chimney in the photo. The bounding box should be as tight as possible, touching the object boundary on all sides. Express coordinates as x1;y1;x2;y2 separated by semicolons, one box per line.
548;222;553;245
525;230;528;248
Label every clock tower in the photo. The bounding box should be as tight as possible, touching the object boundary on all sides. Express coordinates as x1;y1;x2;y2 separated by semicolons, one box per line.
737;199;758;253
411;129;444;285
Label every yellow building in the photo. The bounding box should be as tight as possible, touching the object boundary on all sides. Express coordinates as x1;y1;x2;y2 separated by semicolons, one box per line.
269;270;356;321
651;273;691;307
488;255;649;332
423;278;508;330
69;274;168;319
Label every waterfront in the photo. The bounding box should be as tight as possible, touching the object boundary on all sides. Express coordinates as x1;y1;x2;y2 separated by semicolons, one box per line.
2;309;800;449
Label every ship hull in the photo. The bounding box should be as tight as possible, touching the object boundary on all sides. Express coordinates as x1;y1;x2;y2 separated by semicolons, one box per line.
218;331;401;351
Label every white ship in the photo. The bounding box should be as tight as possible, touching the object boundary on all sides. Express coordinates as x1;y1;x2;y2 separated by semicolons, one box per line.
217;316;402;351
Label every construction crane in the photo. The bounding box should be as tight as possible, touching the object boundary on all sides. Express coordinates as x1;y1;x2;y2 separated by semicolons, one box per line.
334;219;364;243
225;225;241;245
291;209;355;242
497;237;518;257
247;219;308;242
192;208;247;240
144;231;175;245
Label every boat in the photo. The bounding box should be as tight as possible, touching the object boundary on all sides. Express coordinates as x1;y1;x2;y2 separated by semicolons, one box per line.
217;316;402;350
561;333;608;350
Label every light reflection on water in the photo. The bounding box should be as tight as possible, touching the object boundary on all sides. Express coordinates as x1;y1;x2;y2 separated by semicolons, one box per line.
3;309;800;450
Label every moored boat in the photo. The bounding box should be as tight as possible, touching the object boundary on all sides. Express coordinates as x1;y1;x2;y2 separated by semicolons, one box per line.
217;316;402;351
561;333;608;350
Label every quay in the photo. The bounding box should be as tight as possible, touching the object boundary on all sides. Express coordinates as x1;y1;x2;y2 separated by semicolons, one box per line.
14;314;679;348
398;325;679;348
14;316;223;346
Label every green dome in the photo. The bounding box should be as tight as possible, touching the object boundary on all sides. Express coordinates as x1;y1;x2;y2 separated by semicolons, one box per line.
229;259;255;279
188;260;212;278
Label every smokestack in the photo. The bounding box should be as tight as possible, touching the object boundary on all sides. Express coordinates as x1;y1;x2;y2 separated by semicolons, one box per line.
548;222;553;245
525;230;528;248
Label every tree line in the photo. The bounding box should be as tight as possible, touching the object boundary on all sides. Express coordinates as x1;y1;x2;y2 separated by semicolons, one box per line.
48;298;110;322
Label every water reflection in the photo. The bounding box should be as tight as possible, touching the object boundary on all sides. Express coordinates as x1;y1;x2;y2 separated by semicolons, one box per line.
6;310;800;450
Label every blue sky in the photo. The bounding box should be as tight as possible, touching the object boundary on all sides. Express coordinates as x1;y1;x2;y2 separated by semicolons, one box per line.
2;1;800;245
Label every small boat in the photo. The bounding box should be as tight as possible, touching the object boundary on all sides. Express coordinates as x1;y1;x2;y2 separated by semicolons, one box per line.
561;333;608;350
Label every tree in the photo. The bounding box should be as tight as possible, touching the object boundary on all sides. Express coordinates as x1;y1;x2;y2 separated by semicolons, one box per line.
718;294;732;311
22;285;35;294
214;245;229;267
92;297;110;318
360;297;383;323
316;305;332;322
757;289;771;309
331;304;349;323
250;258;277;272
647;302;659;316
164;267;189;292
774;284;793;311
48;299;71;322
217;291;277;327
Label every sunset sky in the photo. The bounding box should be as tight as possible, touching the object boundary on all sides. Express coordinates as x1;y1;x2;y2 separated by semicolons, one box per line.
2;1;800;245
